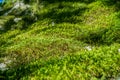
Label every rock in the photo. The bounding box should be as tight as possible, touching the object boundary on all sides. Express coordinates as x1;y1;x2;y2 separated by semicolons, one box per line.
0;59;12;71
13;1;30;10
0;63;7;71
85;46;92;51
52;21;55;26
4;1;30;16
14;17;22;23
118;49;120;53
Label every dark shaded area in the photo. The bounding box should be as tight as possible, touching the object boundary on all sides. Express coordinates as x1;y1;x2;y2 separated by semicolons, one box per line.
36;0;93;24
76;25;120;45
0;7;11;16
0;50;7;59
0;12;37;34
0;3;38;34
0;1;14;16
41;0;95;4
38;2;87;24
101;0;120;5
4;16;36;30
101;0;120;11
39;8;86;24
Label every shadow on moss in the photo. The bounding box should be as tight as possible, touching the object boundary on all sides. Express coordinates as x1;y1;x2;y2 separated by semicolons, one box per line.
76;25;120;45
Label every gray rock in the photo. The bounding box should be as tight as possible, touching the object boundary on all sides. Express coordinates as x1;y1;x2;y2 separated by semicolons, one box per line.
85;46;92;51
14;17;22;23
4;1;30;16
52;22;55;26
0;59;12;71
0;63;7;71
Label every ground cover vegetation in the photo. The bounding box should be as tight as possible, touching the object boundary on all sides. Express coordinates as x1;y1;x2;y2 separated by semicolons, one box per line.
0;0;120;80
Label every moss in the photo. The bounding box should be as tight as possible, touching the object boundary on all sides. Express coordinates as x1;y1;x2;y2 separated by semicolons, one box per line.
0;0;120;80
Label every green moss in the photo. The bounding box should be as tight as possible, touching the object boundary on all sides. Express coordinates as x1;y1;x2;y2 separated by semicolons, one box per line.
0;0;120;80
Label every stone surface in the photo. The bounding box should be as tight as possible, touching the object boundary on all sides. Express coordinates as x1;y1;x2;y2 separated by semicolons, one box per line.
0;63;7;71
14;17;22;23
85;46;92;51
118;49;120;53
0;59;12;71
4;1;30;16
